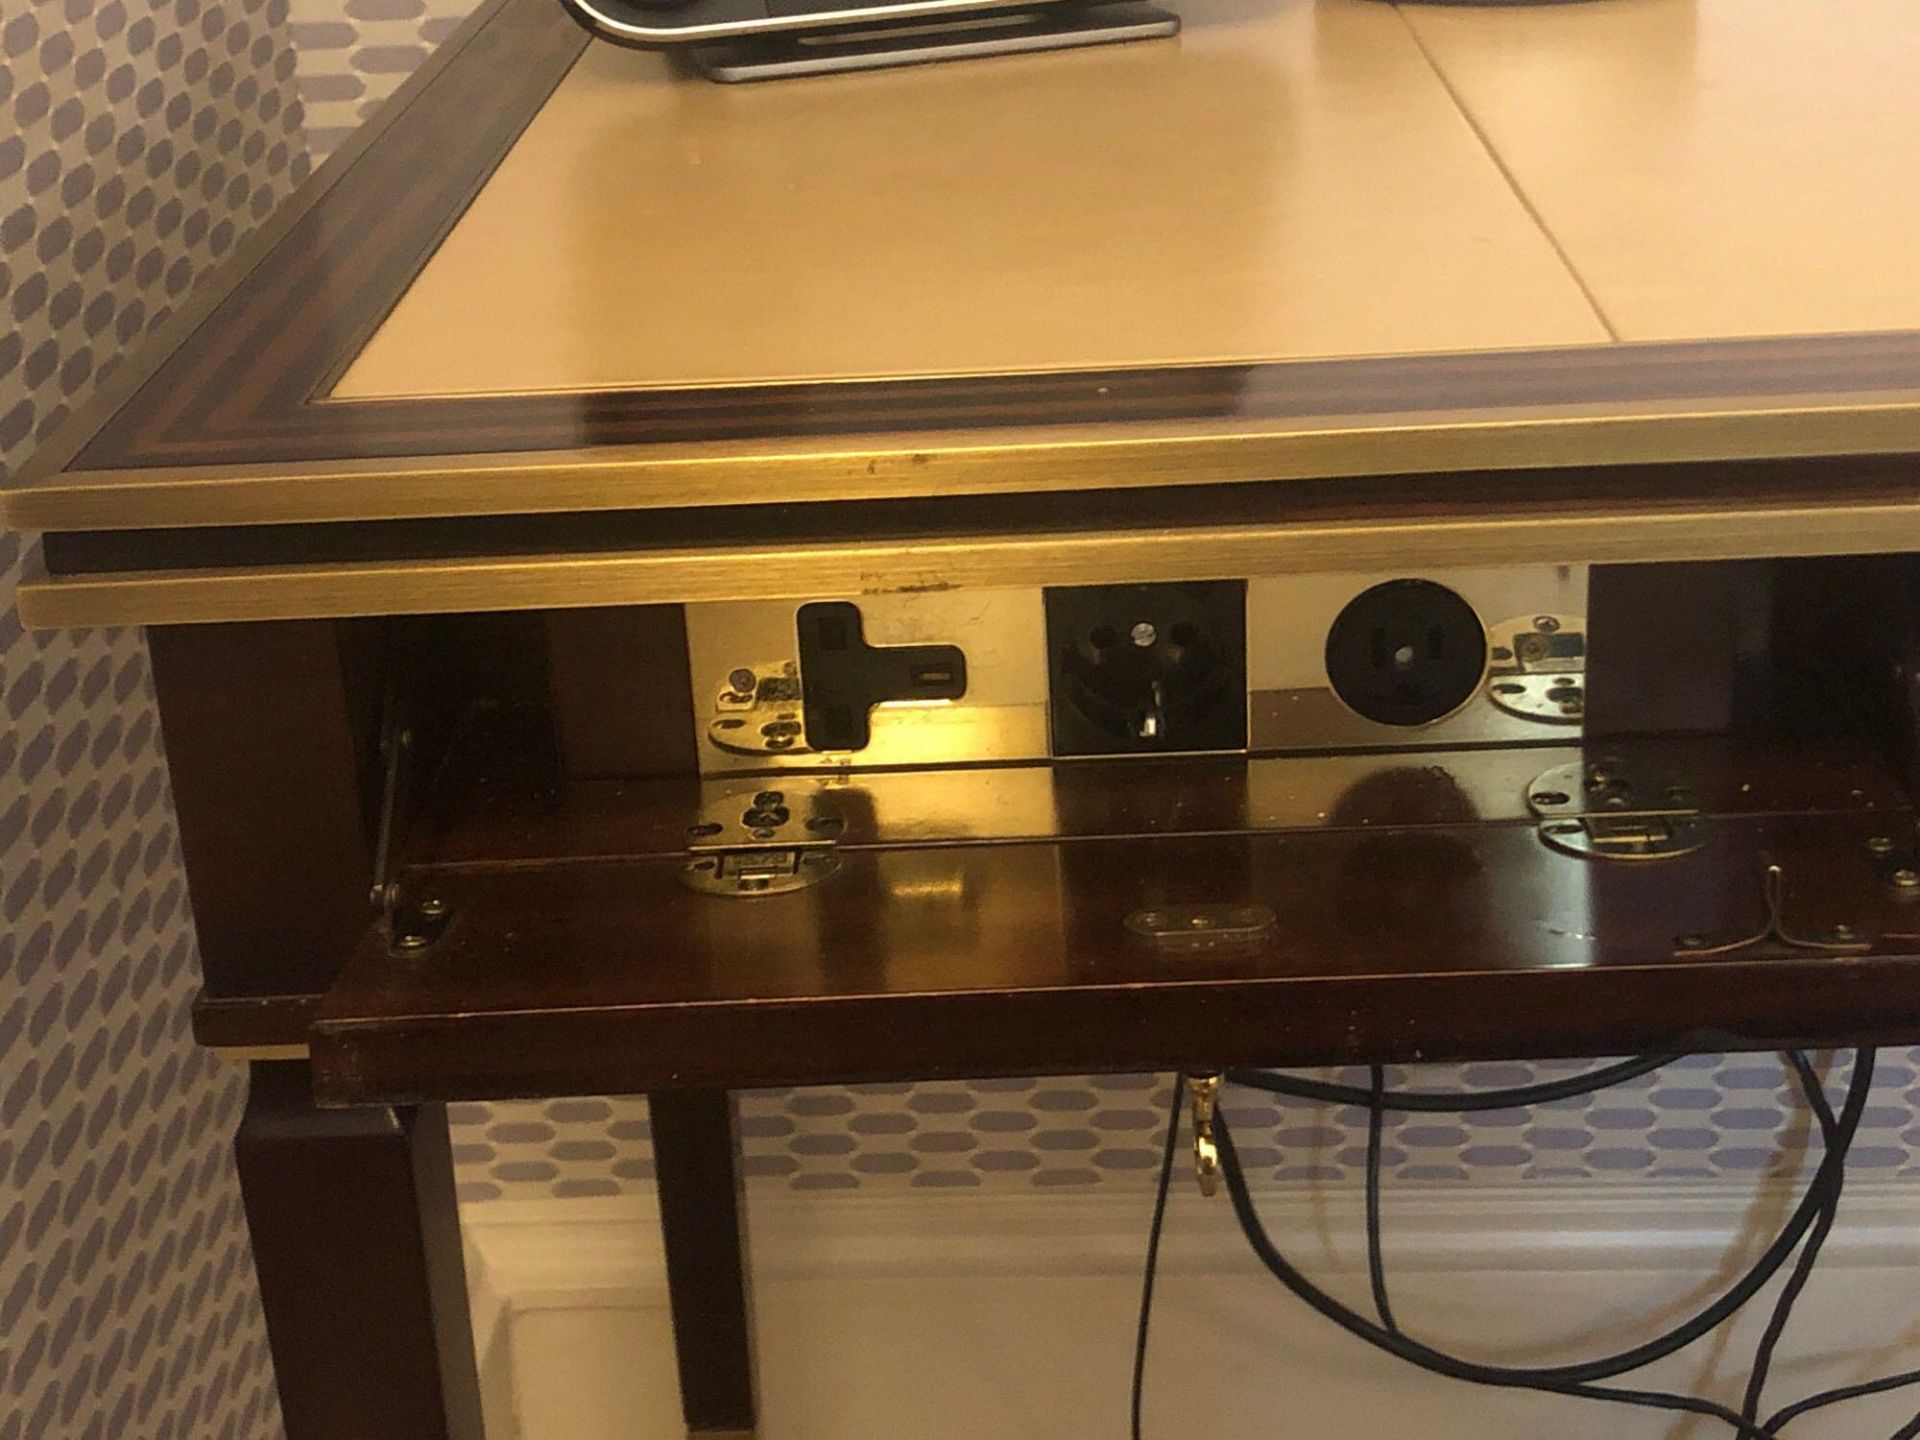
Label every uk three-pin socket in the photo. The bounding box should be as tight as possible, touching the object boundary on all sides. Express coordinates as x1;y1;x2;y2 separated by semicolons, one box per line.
1046;580;1247;756
1323;579;1487;727
796;601;967;752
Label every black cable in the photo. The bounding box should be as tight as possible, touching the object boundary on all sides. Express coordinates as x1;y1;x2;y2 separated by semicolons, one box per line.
1365;1064;1399;1334
1765;1369;1920;1432
1214;1049;1876;1438
1741;1052;1842;1430
1135;1050;1903;1440
1227;1052;1679;1113
1130;1075;1184;1440
1219;1104;1784;1440
1892;1409;1920;1440
1231;1049;1871;1386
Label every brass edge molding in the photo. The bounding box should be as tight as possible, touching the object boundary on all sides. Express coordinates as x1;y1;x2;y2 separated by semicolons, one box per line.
20;496;1920;628
210;1044;312;1064
10;392;1920;532
0;0;524;501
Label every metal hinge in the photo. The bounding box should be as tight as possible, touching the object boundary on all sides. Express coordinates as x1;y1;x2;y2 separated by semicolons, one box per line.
369;682;452;956
1487;612;1587;724
679;784;845;897
1528;756;1705;861
1673;863;1871;958
1187;1073;1222;1197
707;662;809;756
1867;828;1920;899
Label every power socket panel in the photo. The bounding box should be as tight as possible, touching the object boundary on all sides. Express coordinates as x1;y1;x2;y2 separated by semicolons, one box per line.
796;601;966;752
1044;580;1248;757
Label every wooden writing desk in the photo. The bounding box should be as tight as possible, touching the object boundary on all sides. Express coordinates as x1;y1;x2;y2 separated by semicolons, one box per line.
7;0;1920;1434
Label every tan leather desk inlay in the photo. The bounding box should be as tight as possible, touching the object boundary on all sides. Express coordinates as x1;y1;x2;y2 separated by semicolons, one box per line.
336;0;1607;399
339;0;1920;401
1403;0;1920;343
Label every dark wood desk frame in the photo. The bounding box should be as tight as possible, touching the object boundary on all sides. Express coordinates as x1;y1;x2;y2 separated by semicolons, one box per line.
9;3;1920;1435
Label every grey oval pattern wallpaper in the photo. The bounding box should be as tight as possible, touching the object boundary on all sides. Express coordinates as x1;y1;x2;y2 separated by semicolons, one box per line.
3;0;307;1435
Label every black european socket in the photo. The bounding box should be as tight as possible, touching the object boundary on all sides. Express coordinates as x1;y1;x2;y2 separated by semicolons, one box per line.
796;601;967;752
1324;579;1486;727
1046;580;1247;756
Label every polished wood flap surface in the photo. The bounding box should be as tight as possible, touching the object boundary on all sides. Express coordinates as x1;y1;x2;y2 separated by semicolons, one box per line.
310;745;1920;1103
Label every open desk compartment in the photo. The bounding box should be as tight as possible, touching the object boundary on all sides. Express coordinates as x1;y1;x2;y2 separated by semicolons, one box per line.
200;558;1920;1105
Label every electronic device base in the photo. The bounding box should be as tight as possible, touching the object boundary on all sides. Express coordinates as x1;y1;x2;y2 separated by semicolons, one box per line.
689;2;1178;81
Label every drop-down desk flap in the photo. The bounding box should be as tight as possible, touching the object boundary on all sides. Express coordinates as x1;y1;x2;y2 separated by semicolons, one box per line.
301;729;1920;1106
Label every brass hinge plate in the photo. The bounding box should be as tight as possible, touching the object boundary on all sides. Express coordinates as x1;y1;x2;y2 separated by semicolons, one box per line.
707;662;809;756
1528;756;1705;861
1486;612;1587;724
679;783;844;897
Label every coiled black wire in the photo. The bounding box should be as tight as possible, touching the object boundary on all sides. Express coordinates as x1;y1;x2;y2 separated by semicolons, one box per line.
1133;1050;1909;1440
1218;1049;1873;1438
1227;1053;1679;1113
1740;1051;1840;1429
1129;1080;1184;1440
1236;1052;1869;1385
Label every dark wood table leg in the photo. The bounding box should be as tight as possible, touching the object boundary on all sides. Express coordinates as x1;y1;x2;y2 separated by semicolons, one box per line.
651;1088;760;1438
235;1060;486;1440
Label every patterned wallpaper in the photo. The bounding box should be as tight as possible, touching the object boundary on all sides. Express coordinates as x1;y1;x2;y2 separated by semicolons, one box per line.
288;0;464;156
2;0;308;1435
448;1058;1920;1204
288;6;1920;1209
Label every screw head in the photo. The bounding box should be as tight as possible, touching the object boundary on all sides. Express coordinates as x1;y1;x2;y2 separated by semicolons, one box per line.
1534;615;1561;633
1130;621;1158;648
1830;924;1858;942
1676;934;1707;950
393;931;429;952
416;896;448;919
728;668;757;694
1894;868;1920;890
1868;836;1896;855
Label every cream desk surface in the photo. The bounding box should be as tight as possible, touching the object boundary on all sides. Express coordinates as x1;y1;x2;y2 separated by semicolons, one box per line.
7;0;1920;626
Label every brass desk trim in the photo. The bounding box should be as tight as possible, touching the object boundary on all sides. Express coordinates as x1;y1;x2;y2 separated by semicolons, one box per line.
23;493;1920;628
212;1044;314;1065
9;393;1920;535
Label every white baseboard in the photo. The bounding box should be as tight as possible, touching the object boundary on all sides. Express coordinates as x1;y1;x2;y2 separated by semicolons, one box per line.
463;1180;1920;1440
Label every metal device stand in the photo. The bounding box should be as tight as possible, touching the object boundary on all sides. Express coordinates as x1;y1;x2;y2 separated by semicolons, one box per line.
690;1;1177;80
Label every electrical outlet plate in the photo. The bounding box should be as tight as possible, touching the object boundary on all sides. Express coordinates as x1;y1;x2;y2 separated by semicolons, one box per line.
1044;580;1248;758
683;565;1586;773
1246;564;1588;751
684;591;1050;775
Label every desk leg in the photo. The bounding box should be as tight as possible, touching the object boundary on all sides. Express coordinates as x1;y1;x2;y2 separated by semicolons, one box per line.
651;1089;760;1438
235;1061;485;1440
